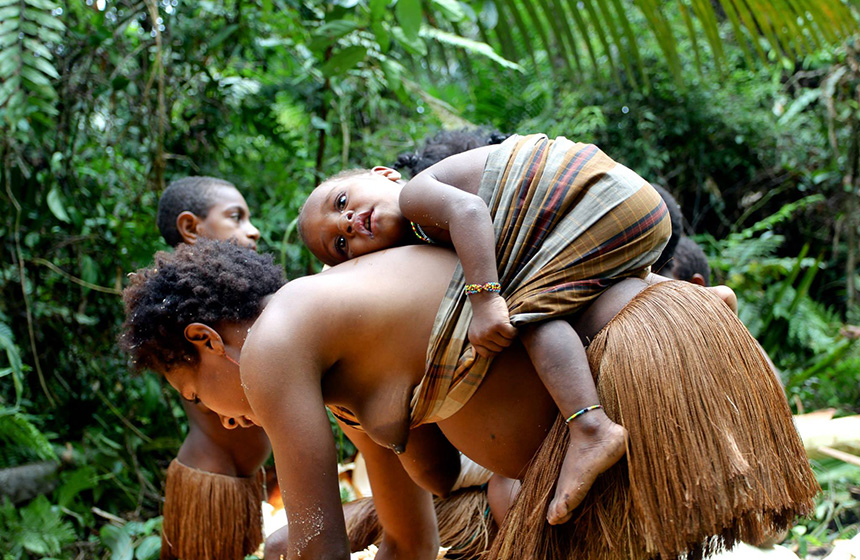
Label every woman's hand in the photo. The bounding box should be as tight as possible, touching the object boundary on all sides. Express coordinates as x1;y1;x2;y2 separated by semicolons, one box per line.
468;293;518;357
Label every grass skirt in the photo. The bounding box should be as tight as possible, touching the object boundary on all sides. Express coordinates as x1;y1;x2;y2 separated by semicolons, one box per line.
160;459;264;560
346;487;493;559
489;281;819;560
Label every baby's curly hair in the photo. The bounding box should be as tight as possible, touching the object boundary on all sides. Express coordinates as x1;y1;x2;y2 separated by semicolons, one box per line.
120;239;285;374
394;127;511;178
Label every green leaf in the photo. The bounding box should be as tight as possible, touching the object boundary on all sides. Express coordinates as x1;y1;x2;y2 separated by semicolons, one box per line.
100;524;134;560
57;467;99;508
371;20;390;52
208;23;238;48
431;0;465;22
0;76;21;108
0;47;20;76
0;0;20;8
47;187;71;223
0;17;20;34
21;63;54;87
134;536;161;560
27;53;59;79
23;0;59;9
0;5;20;19
369;0;388;20
395;0;421;42
314;19;359;41
26;9;65;32
391;25;426;55
24;37;53;59
310;19;359;52
321;45;367;76
421;27;521;70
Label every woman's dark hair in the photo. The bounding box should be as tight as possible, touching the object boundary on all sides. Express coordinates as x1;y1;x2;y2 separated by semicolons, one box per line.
120;239;285;373
394;127;511;178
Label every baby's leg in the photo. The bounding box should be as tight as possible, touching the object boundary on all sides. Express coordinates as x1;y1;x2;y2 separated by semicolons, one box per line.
520;320;628;525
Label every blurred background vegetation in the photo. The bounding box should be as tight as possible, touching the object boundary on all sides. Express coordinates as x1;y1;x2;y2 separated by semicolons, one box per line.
1;0;858;557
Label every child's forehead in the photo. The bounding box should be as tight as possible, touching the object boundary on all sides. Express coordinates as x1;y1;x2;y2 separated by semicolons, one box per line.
207;184;247;207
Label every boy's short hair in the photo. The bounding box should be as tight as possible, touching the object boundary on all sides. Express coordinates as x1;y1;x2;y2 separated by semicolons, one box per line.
120;239;285;374
157;176;237;247
671;236;710;285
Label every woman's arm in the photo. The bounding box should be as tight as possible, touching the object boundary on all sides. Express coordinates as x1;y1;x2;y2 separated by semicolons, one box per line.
340;422;440;560
242;332;351;560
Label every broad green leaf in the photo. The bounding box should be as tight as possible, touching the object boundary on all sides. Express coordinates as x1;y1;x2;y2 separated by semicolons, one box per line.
391;25;426;56
100;524;134;560
371;20;390;53
134;536;160;560
46;187;71;223
0;0;20;7
310;20;359;51
421;27;521;70
431;0;465;22
321;45;367;76
395;0;421;42
80;254;97;285
369;0;387;20
314;19;359;40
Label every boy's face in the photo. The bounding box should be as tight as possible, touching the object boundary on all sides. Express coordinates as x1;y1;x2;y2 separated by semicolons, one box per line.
301;168;410;266
196;186;260;250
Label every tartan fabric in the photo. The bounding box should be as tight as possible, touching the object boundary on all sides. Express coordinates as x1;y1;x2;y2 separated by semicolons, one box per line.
409;134;670;425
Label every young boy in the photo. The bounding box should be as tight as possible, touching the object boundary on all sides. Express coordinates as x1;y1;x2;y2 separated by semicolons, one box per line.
155;176;269;560
298;133;670;524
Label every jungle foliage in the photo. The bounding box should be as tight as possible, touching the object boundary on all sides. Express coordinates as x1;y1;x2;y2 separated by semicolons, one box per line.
1;0;859;558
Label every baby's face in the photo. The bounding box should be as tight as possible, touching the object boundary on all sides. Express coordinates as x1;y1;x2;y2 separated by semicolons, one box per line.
301;170;410;266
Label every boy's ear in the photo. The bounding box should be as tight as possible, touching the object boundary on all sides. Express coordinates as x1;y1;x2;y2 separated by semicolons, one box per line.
690;273;707;287
176;211;201;245
370;166;402;183
183;323;225;354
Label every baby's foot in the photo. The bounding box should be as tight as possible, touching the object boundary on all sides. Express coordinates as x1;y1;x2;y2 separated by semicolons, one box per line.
547;412;627;525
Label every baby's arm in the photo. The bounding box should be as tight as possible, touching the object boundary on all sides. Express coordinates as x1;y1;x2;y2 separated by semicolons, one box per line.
401;147;516;356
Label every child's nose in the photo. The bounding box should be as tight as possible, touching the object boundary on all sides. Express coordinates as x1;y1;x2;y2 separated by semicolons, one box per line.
338;211;355;235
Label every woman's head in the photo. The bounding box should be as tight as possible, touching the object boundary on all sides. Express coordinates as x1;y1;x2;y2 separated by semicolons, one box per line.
157;176;261;249
120;239;285;375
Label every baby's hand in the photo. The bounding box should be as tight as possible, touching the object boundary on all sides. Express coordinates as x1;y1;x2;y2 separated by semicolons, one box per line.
468;293;518;357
